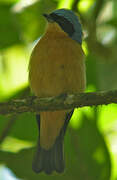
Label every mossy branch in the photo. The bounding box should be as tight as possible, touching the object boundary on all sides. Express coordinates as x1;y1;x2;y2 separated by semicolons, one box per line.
0;90;117;115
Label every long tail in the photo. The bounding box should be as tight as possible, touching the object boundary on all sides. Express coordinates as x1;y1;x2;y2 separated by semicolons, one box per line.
32;111;73;174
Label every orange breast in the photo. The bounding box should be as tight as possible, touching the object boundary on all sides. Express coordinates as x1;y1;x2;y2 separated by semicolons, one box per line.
29;32;86;97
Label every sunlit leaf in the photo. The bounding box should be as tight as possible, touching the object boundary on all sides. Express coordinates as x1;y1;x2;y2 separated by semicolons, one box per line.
0;45;28;99
78;0;94;13
58;0;73;9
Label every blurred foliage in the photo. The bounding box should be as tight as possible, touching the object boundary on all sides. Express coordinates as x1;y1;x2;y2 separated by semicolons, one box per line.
0;0;117;179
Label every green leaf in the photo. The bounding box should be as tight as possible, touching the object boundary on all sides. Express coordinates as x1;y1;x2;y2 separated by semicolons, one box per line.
85;55;98;90
9;113;38;141
14;0;57;43
0;4;22;49
67;111;111;180
0;108;111;180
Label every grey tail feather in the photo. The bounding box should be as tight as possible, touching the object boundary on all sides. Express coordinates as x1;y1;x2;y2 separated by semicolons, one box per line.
32;111;73;174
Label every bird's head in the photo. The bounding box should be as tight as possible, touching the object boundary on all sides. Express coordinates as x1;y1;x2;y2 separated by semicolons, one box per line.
43;9;83;44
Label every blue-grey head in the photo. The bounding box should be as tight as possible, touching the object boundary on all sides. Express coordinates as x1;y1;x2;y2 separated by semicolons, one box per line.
43;9;83;44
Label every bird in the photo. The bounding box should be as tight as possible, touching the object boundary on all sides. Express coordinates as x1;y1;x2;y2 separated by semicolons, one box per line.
29;8;86;174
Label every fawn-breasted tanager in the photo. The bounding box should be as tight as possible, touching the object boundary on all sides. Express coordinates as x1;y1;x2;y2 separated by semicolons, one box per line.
29;9;86;174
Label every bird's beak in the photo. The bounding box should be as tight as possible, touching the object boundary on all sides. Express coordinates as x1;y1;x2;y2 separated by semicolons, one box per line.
43;13;54;22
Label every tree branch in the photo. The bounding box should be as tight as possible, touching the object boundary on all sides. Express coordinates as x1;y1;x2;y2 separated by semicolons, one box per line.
0;90;117;115
93;0;104;20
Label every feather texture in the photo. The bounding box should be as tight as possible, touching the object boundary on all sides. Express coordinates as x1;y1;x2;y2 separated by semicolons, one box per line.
32;111;73;174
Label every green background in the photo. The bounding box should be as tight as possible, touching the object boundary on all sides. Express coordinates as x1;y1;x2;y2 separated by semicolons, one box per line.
0;0;117;179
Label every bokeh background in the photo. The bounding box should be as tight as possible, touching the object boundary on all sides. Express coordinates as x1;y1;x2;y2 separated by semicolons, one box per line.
0;0;117;179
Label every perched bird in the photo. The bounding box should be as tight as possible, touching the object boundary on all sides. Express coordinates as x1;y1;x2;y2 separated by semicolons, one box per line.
29;9;86;174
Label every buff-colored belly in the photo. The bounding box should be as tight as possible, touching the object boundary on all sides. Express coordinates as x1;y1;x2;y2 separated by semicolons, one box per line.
29;35;86;98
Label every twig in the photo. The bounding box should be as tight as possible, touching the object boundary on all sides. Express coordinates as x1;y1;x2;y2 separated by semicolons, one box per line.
0;90;117;115
72;0;80;12
0;115;17;144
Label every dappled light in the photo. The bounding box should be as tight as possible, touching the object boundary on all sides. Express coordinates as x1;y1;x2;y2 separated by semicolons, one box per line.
0;0;117;179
